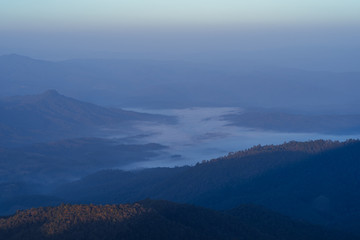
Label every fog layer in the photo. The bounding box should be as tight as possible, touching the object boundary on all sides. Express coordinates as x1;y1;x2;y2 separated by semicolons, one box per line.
119;108;360;169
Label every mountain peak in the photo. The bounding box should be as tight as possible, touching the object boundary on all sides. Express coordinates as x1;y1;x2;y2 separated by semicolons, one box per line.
42;89;61;97
0;54;33;61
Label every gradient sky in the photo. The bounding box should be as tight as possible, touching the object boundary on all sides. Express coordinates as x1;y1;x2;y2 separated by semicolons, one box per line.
1;0;360;30
1;0;360;70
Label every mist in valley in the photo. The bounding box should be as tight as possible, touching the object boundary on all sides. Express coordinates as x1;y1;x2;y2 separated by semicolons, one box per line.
1;1;360;238
116;107;360;169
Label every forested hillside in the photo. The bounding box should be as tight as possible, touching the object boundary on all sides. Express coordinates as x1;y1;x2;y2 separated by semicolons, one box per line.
52;140;360;235
0;200;355;240
55;140;354;203
1;140;359;236
0;138;165;184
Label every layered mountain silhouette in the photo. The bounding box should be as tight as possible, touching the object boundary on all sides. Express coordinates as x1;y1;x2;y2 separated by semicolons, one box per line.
224;110;360;134
0;138;166;185
51;140;360;235
54;140;352;202
0;199;355;240
0;90;172;146
1;54;360;111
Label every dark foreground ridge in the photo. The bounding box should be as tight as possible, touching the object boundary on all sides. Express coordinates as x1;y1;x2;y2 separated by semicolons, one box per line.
52;140;360;235
2;140;360;237
0;200;356;240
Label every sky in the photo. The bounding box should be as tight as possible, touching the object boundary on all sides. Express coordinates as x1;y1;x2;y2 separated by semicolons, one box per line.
1;0;360;29
0;0;360;70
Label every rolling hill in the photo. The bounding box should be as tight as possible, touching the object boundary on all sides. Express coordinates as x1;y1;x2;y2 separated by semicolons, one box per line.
0;138;166;184
51;140;360;235
0;199;355;240
0;90;173;146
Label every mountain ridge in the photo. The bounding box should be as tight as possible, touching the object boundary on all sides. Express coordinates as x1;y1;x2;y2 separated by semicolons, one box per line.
1;54;360;110
50;140;360;235
0;90;173;147
0;199;356;240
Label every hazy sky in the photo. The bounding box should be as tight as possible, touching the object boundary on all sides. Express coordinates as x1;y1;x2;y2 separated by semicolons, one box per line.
1;0;360;71
1;0;360;29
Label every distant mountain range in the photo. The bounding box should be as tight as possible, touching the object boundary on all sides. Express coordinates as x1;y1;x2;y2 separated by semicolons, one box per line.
1;55;360;239
1;54;359;111
0;199;355;240
223;110;360;134
0;90;173;146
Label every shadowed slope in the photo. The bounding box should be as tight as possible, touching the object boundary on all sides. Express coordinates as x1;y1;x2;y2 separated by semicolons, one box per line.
0;200;355;240
53;140;360;235
0;90;173;146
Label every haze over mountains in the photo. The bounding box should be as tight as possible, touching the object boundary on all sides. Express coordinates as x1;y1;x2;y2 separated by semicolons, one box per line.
0;89;173;147
1;140;360;238
1;55;360;239
1;54;360;112
2;0;360;238
224;110;360;135
0;138;166;184
51;140;360;233
0;91;358;188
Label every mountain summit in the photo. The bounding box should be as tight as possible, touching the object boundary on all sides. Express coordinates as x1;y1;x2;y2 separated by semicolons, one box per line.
0;91;172;146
